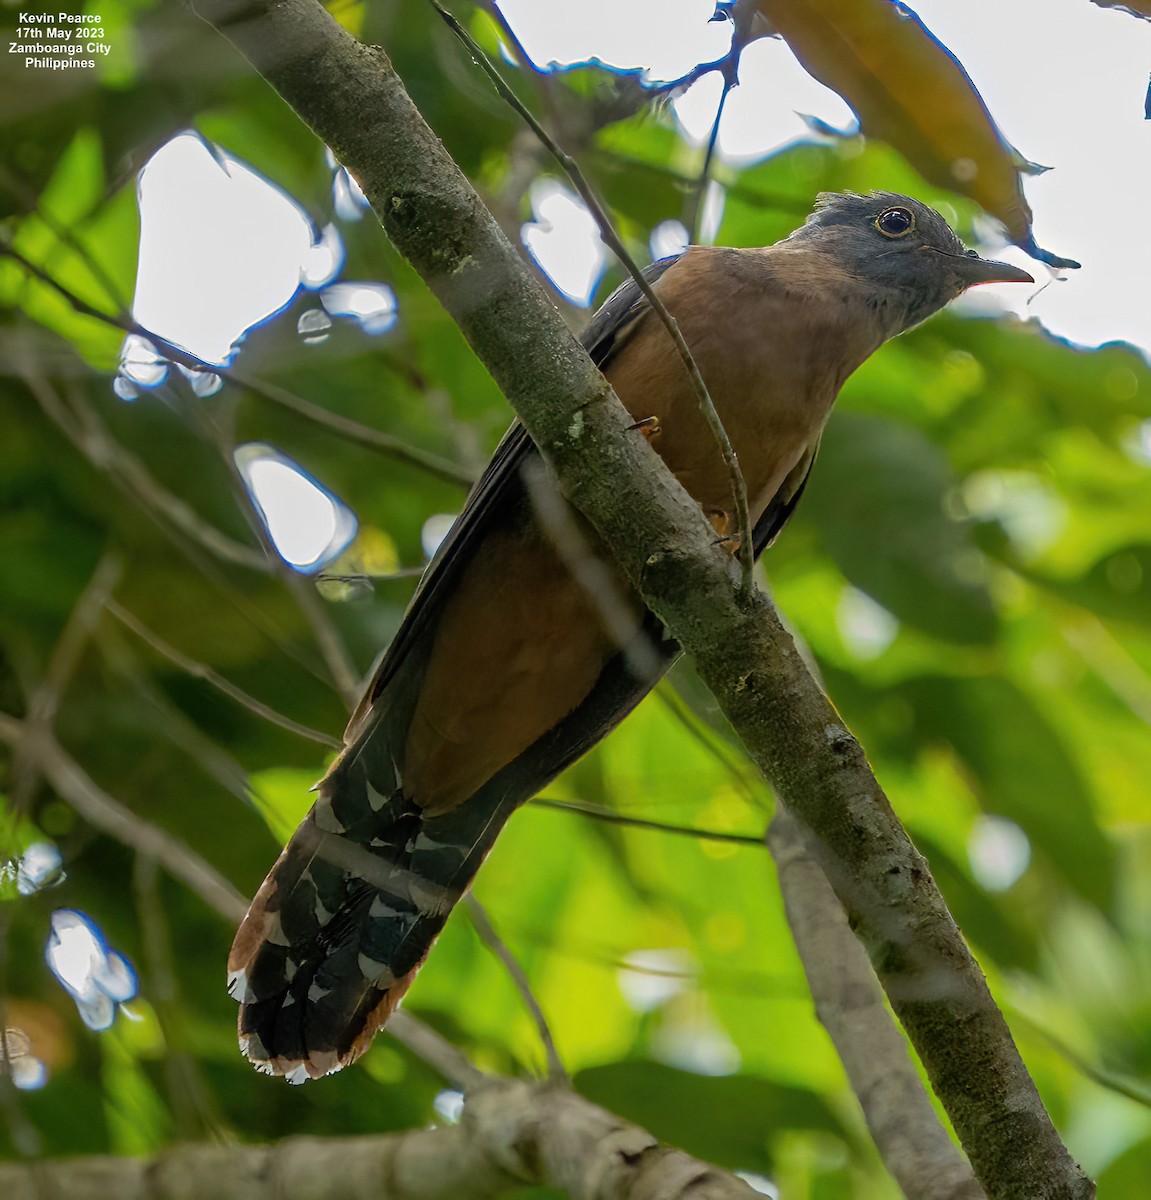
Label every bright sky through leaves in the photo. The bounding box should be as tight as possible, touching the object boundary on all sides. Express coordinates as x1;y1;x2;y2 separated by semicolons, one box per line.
521;177;609;306
500;0;1151;355
45;910;137;1032
129;132;341;366
235;444;359;572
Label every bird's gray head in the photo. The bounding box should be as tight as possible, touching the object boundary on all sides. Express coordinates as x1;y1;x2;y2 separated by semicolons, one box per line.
787;190;1033;331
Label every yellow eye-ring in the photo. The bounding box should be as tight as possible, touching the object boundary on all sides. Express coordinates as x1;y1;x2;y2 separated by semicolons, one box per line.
875;207;915;238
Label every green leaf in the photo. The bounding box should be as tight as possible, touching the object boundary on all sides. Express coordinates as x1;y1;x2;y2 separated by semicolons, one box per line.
575;1061;848;1172
898;675;1115;911
802;412;997;644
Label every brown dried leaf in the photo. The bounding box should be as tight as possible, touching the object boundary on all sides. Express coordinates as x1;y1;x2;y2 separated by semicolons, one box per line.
1090;0;1151;17
757;0;1078;266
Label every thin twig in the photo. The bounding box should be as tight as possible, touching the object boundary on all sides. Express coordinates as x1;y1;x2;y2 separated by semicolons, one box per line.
430;0;756;591
0;713;248;925
530;795;764;846
101;639;254;803
22;368;270;573
0;164;129;312
656;680;765;807
683;0;758;243
0;240;208;373
387;1010;487;1091
232;371;475;488
1;241;475;488
132;855;228;1141
1008;1009;1151;1109
505;915;805;999
521;456;663;684
464;895;567;1082
12;553;123;810
106;599;343;750
486;0;741;98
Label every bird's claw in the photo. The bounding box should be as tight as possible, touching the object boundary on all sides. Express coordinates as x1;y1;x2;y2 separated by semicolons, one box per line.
706;510;741;554
627;415;661;441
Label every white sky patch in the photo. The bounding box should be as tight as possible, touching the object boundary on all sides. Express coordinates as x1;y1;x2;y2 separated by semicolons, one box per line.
496;0;731;83
522;178;608;307
298;307;334;345
652;1012;742;1075
16;842;64;895
421;513;459;559
673;36;855;163
698;180;726;246
128;132;344;368
332;168;368;221
303;224;345;288
968;814;1032;891
324;147;371;223
736;1173;780;1199
433;1088;465;1123
1;1027;48;1092
46;909;137;1032
1125;419;1151;467
838;587;899;660
885;0;1151;353
235;443;358;573
11;1053;49;1091
321;282;399;335
650;219;690;262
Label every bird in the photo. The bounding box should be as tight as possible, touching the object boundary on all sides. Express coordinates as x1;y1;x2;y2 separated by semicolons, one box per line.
227;191;1033;1082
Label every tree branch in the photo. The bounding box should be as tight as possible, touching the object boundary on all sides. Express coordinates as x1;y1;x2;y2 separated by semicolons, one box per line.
769;807;984;1200
105;599;343;750
0;1076;760;1199
463;895;567;1082
0;713;248;926
190;3;1092;1196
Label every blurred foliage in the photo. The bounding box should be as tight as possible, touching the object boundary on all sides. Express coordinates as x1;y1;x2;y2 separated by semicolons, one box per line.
1;0;1150;1196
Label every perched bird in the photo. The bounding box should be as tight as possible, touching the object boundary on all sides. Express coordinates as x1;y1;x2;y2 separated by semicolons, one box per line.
228;191;1033;1081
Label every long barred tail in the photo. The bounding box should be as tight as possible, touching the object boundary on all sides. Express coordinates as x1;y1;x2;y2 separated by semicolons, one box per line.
227;723;513;1083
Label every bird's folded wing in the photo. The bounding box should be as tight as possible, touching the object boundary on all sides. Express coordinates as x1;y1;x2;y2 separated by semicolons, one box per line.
345;255;684;743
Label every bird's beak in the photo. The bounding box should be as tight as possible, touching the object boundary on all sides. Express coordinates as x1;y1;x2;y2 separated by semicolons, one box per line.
951;250;1034;287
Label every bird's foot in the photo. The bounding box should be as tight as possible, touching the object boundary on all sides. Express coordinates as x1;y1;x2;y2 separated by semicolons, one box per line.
627;415;661;441
706;510;741;554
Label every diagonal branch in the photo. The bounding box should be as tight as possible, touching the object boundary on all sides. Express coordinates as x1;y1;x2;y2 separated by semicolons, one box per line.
190;3;1091;1197
0;713;248;925
530;795;764;845
105;600;343;750
769;807;984;1200
21;368;270;573
463;895;566;1082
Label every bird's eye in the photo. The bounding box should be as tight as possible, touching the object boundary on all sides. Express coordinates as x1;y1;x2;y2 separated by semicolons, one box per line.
875;207;915;238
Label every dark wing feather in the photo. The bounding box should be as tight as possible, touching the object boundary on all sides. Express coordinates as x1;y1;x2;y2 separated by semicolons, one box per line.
752;452;817;555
